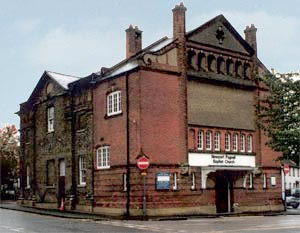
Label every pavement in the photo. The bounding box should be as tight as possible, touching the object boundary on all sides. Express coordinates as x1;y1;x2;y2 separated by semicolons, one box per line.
0;200;299;220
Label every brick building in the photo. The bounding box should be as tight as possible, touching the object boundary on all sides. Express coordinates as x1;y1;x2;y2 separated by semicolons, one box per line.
18;3;284;217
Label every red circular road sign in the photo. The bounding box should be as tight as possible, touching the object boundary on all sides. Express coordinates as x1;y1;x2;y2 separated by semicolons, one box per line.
283;164;290;175
137;156;150;170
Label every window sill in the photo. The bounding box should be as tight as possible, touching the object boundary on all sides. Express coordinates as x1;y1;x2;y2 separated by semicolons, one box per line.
45;185;55;189
76;129;86;133
77;184;86;188
97;166;110;170
105;112;123;119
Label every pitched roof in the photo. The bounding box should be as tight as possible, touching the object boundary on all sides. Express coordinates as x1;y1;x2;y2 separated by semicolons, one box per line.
46;71;80;89
94;36;174;81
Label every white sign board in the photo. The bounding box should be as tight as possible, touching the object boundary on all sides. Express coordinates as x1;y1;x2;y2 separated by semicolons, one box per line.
189;153;255;168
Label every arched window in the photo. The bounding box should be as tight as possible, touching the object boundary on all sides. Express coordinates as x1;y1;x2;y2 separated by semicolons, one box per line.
240;134;245;152
244;63;251;80
226;59;234;75
208;55;216;72
217;57;225;74
198;53;206;71
205;131;212;151
214;131;220;151
225;132;231;152
187;49;196;68
197;130;203;150
247;135;253;153
235;61;243;77
233;133;238;152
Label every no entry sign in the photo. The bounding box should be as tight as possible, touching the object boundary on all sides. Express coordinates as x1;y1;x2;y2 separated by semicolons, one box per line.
137;156;150;170
283;164;290;175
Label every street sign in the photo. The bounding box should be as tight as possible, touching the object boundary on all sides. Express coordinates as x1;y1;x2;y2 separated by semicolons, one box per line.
283;164;290;175
137;156;150;170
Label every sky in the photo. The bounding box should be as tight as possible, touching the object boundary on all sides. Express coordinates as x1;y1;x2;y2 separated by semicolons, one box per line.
1;0;299;128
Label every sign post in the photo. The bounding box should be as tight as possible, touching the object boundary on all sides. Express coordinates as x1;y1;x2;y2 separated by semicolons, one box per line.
283;164;289;210
137;156;150;219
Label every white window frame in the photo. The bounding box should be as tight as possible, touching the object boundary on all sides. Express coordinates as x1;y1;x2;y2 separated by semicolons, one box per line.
197;130;203;150
191;172;196;190
205;131;212;151
240;134;245;152
249;173;253;189
26;165;30;189
107;91;122;116
79;155;87;186
225;133;231;152
123;173;127;191
214;132;220;151
47;106;54;132
263;173;267;189
233;133;238;152
173;173;178;190
247;135;253;153
97;146;110;169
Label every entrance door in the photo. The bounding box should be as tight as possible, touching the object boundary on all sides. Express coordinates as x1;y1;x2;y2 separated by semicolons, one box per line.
58;159;65;204
215;174;233;213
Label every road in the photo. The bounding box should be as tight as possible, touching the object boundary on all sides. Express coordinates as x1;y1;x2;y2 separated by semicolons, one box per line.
1;208;300;233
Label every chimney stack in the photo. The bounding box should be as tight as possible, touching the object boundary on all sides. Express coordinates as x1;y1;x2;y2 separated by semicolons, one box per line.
244;24;257;55
126;25;142;59
172;2;187;39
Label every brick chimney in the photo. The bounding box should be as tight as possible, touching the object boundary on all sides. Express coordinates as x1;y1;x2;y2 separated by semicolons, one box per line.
172;2;187;39
244;24;257;55
126;25;142;58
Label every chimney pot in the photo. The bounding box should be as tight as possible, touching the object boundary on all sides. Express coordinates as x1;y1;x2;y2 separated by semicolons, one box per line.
126;25;142;59
244;24;257;55
172;3;187;39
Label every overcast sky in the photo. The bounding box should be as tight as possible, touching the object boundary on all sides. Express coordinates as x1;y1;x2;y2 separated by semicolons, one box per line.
1;0;299;128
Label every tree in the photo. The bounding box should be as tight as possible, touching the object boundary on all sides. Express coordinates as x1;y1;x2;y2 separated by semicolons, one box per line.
258;71;300;164
0;125;19;192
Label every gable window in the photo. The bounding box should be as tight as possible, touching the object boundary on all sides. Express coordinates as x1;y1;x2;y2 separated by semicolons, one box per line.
97;146;110;169
240;134;245;152
79;156;87;185
197;130;203;150
225;133;231;152
247;135;253;153
47;106;54;132
233;133;238;152
107;91;122;116
205;131;212;151
214;132;220;151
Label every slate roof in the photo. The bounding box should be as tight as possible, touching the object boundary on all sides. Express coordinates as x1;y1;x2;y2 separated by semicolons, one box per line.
46;71;80;89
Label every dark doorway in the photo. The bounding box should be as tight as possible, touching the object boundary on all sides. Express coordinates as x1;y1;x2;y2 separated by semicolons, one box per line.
215;174;233;213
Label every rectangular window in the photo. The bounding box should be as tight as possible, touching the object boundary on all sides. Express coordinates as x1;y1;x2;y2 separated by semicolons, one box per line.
233;133;238;152
123;174;127;191
79;156;87;185
47;106;54;132
249;173;253;189
26;166;30;189
191;173;196;190
271;176;276;186
205;131;212;151
173;173;178;190
240;134;245;152
247;135;253;153
47;160;55;186
214;132;220;151
225;133;231;152
197;130;203;150
107;91;122;116
263;173;267;189
97;146;110;169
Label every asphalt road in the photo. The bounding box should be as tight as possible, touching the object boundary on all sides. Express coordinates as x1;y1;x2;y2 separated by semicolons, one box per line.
1;208;300;233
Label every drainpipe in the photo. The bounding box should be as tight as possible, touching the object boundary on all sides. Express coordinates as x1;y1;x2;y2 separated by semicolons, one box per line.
70;86;77;210
90;75;95;210
32;107;37;203
125;72;131;219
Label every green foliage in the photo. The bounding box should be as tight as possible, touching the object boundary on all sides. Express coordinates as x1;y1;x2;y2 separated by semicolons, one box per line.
258;72;300;164
0;125;19;188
